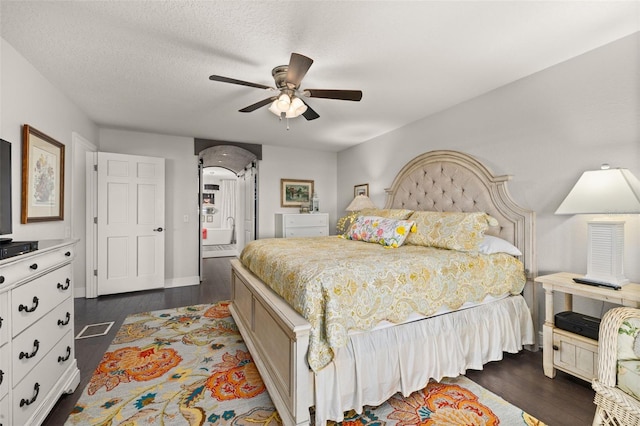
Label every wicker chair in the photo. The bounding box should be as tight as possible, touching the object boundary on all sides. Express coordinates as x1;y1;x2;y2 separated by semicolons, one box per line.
592;307;640;426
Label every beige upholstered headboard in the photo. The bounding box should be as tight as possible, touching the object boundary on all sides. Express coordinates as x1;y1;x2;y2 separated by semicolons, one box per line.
384;150;536;279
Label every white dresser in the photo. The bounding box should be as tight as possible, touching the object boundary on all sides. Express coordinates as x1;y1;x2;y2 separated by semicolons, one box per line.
0;239;79;426
275;213;329;238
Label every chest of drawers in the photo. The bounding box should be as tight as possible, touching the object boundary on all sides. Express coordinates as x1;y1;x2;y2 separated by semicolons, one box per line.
0;239;79;426
275;213;329;238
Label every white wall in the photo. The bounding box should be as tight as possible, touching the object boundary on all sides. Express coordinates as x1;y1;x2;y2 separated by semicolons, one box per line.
99;128;201;287
338;33;640;323
1;38;99;296
258;144;337;238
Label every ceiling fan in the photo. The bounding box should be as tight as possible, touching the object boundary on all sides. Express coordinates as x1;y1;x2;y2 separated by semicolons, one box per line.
209;53;363;121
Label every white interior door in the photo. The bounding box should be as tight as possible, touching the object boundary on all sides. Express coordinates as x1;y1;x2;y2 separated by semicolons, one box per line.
97;152;165;296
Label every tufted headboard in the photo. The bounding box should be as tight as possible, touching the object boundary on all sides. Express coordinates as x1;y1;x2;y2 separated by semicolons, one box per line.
384;150;536;279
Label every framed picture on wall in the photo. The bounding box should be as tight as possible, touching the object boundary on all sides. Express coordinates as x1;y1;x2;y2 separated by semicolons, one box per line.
21;124;65;223
354;183;369;197
281;178;314;207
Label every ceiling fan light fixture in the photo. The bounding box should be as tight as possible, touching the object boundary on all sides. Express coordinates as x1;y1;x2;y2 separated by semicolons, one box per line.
268;101;282;117
276;93;291;112
286;96;308;118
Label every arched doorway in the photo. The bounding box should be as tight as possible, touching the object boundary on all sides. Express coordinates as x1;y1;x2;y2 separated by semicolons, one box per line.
197;144;259;281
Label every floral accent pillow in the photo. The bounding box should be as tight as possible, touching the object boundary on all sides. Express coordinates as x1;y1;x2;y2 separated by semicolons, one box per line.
405;211;497;252
345;216;415;248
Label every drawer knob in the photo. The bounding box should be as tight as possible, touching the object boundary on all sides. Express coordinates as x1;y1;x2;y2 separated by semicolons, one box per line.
0;369;3;385
0;275;4;284
19;382;40;407
553;345;559;351
57;278;71;290
0;316;3;329
29;263;38;270
58;346;71;363
18;296;39;313
58;312;71;326
65;251;71;256
19;339;40;360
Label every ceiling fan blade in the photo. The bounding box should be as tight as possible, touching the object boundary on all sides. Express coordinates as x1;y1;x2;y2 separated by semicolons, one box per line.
304;89;363;101
286;53;314;88
301;101;320;120
209;75;274;90
239;97;277;113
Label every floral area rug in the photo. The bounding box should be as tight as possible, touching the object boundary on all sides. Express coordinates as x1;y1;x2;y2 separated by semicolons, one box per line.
65;302;545;425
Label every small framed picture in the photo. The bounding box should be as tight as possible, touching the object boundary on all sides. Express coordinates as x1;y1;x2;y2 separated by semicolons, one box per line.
354;183;369;197
281;178;314;207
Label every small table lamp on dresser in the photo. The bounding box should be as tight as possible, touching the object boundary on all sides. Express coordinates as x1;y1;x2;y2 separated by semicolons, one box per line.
555;164;640;288
336;194;376;234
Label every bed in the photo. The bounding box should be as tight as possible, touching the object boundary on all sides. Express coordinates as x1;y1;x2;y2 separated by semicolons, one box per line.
229;150;536;425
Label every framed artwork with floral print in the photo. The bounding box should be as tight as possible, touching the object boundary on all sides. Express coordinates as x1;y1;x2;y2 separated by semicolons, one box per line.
21;124;65;223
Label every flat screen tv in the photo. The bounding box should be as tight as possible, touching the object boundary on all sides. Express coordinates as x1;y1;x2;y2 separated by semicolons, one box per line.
0;138;13;243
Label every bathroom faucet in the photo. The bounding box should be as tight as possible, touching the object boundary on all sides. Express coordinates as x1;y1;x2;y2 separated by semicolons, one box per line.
226;217;235;227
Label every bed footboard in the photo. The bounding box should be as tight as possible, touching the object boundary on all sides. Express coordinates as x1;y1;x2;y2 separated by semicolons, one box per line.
230;259;313;426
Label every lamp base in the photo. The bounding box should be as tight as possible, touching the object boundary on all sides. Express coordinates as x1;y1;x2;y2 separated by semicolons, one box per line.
586;220;629;286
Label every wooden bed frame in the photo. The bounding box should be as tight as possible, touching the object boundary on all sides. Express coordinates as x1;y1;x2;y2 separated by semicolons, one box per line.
229;150;536;425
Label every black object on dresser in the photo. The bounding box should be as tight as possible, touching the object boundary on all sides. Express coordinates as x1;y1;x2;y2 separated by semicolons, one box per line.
0;240;38;260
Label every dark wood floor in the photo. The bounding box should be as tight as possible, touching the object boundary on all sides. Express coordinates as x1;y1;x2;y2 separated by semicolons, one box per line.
44;256;595;425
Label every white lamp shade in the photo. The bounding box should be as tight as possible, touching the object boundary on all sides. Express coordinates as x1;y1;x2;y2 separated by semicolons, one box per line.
268;101;281;116
555;168;640;214
276;93;291;112
346;194;376;211
285;97;308;118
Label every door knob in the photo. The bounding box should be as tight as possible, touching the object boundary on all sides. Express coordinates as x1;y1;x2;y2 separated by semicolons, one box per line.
153;227;164;232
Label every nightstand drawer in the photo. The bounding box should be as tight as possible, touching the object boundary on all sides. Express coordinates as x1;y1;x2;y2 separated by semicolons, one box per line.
552;328;598;382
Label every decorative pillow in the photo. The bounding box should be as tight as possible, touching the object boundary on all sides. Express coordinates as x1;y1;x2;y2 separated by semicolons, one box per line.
405;211;497;252
358;208;414;220
478;235;522;256
345;216;415;248
618;317;640;360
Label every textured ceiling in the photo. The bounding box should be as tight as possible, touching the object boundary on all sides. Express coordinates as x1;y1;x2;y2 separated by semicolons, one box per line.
1;1;638;152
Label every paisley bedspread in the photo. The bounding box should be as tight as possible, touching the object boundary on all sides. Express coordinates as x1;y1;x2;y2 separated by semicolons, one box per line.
239;236;525;372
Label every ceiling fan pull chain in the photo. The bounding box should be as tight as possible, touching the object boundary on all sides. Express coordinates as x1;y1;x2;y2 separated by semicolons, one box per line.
286;117;290;131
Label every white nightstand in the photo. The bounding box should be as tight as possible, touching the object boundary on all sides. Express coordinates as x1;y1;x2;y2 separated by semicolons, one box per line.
535;272;640;382
275;213;329;238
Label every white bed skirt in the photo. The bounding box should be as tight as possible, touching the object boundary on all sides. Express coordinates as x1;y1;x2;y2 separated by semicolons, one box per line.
313;294;534;425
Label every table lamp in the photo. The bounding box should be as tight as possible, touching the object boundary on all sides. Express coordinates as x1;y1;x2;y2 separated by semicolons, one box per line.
336;194;376;234
555;165;640;286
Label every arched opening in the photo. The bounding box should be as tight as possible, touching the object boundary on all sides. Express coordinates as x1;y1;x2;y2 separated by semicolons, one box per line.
197;144;259;280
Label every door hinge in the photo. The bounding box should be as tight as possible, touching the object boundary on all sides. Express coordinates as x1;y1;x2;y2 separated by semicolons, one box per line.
94;217;97;224
93;269;97;276
94;164;98;171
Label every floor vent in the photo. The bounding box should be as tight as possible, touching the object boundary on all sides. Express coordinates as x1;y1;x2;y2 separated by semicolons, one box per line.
75;321;114;339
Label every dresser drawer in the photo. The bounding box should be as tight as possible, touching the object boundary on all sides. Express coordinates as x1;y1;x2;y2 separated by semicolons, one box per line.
0;343;8;400
11;264;72;337
285;227;329;237
0;292;7;346
12;298;73;386
283;214;328;228
0;246;74;288
0;394;8;426
11;331;74;426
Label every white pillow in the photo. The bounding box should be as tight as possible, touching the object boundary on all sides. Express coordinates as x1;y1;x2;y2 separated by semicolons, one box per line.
478;235;522;256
